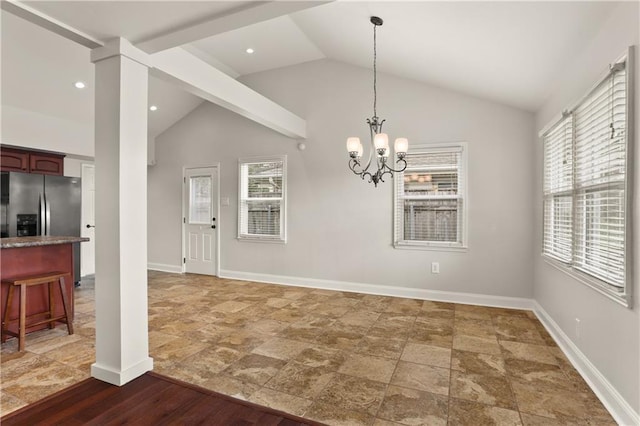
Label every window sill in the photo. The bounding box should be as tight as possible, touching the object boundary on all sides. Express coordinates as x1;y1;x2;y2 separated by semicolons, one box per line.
541;255;630;308
394;242;468;253
238;236;286;244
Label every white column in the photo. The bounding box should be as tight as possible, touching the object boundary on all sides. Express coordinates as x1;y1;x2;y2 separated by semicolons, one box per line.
90;38;153;385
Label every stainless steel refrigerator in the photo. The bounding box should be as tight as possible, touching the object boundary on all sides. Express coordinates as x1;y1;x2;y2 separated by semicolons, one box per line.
1;171;82;283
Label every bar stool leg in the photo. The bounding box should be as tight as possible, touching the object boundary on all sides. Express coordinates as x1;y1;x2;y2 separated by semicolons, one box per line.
2;285;15;343
48;281;55;329
19;283;26;352
58;276;74;335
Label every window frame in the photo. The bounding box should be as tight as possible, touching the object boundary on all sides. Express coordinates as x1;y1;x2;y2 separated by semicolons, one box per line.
393;142;469;251
237;155;287;243
540;48;634;307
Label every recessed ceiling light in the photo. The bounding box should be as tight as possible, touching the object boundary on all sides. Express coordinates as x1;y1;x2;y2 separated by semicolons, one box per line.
74;81;86;89
149;105;158;111
246;48;254;54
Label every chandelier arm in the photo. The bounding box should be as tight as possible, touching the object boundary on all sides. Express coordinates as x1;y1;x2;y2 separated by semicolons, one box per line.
358;119;378;174
383;158;408;174
379;169;393;182
349;159;364;176
361;150;373;174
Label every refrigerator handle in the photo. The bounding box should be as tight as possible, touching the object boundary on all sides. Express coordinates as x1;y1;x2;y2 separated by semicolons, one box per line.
39;193;46;236
45;194;51;236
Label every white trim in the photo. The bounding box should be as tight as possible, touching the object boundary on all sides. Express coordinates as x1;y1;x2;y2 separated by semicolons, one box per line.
622;45;635;310
91;37;151;67
148;262;183;274
136;2;330;54
1;0;103;49
80;163;96;277
218;269;534;310
393;141;469;250
91;357;154;386
237;155;287;243
393;243;468;253
533;302;639;426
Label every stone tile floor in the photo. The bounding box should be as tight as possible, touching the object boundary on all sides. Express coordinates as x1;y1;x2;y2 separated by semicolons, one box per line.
1;271;616;425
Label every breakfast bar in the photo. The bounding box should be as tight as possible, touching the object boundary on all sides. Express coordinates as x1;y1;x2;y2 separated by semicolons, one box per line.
1;236;89;342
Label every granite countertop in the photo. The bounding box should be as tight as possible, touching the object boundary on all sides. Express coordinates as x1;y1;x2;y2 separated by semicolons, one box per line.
1;236;90;249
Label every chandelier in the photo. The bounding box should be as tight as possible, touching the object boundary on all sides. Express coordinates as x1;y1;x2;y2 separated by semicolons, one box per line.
346;16;408;187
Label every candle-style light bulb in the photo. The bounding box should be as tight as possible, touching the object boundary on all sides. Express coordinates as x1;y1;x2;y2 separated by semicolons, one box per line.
394;138;408;154
374;133;389;150
346;137;361;153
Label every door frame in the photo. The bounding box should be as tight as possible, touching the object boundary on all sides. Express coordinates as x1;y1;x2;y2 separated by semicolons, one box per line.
181;164;220;276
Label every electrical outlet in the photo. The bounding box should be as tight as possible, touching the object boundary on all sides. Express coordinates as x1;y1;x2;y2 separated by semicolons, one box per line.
431;262;440;274
575;318;581;339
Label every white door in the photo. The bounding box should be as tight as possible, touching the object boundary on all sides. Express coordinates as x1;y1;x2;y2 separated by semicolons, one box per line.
81;163;96;276
183;167;218;275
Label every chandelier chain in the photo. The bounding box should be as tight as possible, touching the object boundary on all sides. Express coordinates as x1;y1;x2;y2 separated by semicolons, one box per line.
373;23;377;118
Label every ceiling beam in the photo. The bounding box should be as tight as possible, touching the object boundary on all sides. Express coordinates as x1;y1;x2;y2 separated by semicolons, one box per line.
180;45;240;79
3;0;307;139
151;48;306;138
1;0;103;49
136;1;331;54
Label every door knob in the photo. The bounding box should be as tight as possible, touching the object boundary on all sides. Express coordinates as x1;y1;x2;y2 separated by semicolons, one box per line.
86;224;95;228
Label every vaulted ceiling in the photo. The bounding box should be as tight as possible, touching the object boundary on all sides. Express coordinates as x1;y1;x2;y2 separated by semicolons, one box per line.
2;1;621;149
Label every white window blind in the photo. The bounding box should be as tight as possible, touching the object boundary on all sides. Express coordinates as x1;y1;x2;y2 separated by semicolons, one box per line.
541;55;630;302
238;156;286;242
543;115;573;262
573;66;627;288
189;176;212;224
394;144;467;249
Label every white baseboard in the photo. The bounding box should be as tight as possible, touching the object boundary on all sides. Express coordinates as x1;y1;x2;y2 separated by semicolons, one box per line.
148;262;182;274
218;269;535;311
534;302;639;426
91;357;154;386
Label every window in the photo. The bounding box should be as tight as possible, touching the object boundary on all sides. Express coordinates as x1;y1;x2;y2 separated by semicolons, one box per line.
189;175;212;224
394;143;467;250
238;156;286;242
542;52;631;305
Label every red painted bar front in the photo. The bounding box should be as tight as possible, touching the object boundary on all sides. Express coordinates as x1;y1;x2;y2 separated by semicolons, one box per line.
1;244;75;337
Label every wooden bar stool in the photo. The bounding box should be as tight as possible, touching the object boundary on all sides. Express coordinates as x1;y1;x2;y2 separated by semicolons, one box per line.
1;271;74;351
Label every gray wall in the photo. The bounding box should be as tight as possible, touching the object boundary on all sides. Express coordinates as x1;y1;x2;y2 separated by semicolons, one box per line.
148;58;535;298
533;2;639;414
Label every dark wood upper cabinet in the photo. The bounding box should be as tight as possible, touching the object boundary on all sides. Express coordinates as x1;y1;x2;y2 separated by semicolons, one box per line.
1;147;64;175
29;152;64;175
0;148;29;172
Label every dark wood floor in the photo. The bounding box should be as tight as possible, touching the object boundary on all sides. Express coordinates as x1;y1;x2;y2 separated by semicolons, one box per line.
1;372;324;425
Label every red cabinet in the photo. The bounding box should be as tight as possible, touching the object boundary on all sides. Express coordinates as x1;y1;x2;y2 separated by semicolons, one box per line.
29;152;64;175
0;148;29;172
1;147;64;175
